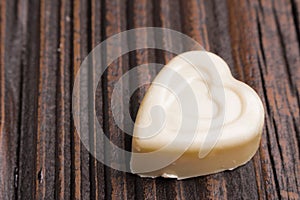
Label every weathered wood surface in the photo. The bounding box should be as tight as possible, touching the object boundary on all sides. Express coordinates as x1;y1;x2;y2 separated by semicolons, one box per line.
0;0;299;199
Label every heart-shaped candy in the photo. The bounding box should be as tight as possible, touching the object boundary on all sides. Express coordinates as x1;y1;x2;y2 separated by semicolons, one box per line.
130;51;264;179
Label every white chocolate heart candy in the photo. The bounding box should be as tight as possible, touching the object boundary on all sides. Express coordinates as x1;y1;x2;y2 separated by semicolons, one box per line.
130;51;264;179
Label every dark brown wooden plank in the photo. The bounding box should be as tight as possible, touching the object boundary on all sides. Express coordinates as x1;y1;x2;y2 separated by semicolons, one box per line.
56;0;72;199
0;1;9;198
0;0;37;199
0;1;20;199
72;0;83;199
35;0;60;199
180;0;209;50
16;0;40;199
253;0;300;198
91;0;106;199
72;0;91;199
103;0;135;199
0;0;5;197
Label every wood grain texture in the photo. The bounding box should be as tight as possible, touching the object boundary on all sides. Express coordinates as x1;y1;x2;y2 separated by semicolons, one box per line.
0;0;299;199
72;0;92;199
90;0;105;199
56;0;72;199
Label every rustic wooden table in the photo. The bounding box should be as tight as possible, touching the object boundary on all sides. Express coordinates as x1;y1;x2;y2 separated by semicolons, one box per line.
0;0;299;199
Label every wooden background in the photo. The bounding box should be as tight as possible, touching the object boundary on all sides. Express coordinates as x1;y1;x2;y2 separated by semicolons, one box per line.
0;0;299;199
